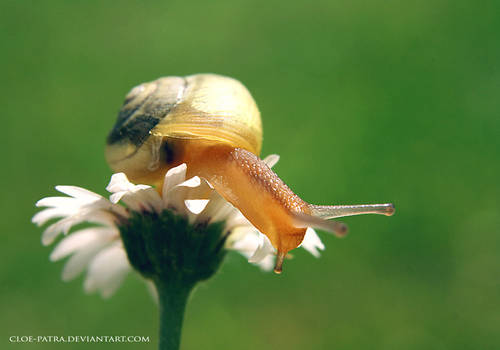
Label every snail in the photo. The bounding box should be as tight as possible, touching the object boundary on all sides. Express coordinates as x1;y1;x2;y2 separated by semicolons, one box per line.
105;73;394;273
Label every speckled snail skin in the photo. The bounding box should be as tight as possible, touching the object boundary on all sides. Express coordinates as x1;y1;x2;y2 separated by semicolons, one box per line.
105;74;395;273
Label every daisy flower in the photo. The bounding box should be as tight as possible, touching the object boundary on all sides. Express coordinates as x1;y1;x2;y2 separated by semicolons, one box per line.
32;156;325;298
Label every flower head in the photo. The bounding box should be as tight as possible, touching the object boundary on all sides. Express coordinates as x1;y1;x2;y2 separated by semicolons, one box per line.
33;159;326;297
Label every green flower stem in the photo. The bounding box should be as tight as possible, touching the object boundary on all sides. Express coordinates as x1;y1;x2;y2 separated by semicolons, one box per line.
156;280;194;350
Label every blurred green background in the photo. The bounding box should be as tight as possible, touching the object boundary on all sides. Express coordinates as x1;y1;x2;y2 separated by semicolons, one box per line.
1;0;499;349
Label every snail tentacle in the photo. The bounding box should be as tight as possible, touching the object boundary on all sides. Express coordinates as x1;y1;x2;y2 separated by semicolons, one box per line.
310;203;395;219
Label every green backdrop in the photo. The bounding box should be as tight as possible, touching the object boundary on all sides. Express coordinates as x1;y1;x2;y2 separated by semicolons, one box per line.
1;0;499;349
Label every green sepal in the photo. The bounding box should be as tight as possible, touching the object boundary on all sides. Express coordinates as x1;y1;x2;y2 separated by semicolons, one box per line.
118;209;227;285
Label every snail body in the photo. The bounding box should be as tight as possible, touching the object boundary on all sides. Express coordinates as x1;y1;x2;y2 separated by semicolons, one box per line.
106;74;394;273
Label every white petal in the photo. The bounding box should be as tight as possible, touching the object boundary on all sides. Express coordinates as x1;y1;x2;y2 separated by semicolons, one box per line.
178;176;201;188
109;203;129;218
229;227;261;253
84;244;130;298
106;173;133;193
36;197;80;208
118;187;162;213
61;240;110;281
50;227;118;261
300;228;325;258
141;188;164;213
164;176;201;213
263;154;280;168
41;207;117;246
41;221;71;246
32;207;73;226
248;233;276;263
106;174;163;212
254;255;276;271
109;191;127;204
84;210;119;227
197;191;233;224
229;230;276;272
162;164;187;198
34;195;105;226
55;185;102;200
185;199;210;214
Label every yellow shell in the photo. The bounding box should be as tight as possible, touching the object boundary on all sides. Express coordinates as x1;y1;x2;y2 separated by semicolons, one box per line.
152;74;262;154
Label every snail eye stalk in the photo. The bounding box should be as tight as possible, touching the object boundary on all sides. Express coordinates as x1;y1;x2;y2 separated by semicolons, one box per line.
310;203;395;219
